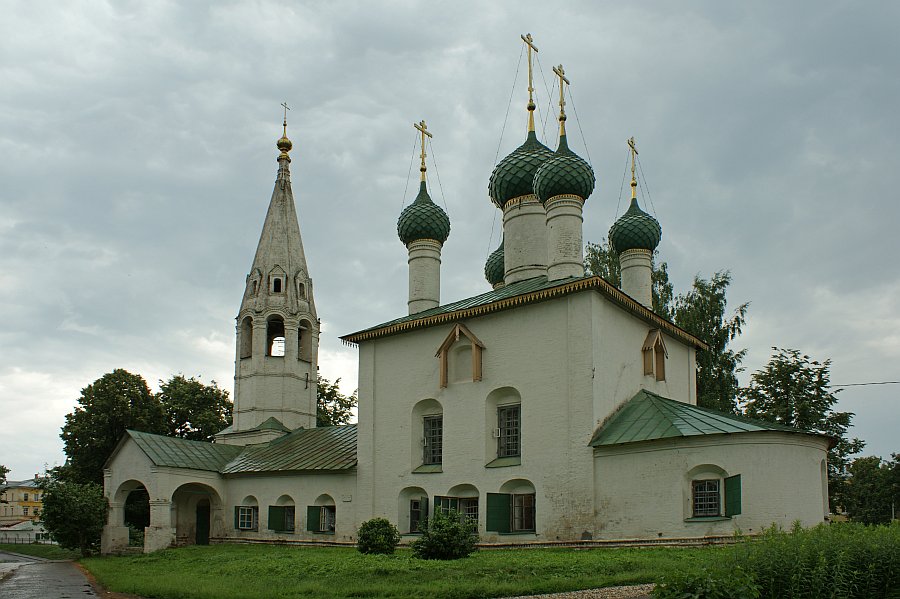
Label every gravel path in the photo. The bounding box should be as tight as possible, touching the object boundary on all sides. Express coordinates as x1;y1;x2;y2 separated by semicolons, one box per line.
502;584;655;598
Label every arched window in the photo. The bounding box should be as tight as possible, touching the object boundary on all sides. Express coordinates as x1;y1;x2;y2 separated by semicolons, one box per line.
240;316;253;359
642;329;668;381
267;316;285;357
268;495;296;534
486;387;522;465
308;494;336;534
487;479;535;533
411;399;443;472
298;319;313;362
235;495;259;531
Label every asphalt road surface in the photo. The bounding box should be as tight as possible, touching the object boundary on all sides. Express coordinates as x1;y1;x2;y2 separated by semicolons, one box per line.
0;550;97;598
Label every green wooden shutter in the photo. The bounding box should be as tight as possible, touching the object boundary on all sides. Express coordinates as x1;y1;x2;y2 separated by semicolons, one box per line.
422;496;429;520
234;506;240;529
268;506;284;531
306;506;320;532
486;493;511;533
725;474;742;517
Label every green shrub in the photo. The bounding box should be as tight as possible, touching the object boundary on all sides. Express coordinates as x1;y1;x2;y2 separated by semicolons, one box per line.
411;509;477;560
654;566;759;599
356;518;400;555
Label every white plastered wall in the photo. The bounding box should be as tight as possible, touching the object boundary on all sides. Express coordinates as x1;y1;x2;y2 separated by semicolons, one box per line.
592;432;830;540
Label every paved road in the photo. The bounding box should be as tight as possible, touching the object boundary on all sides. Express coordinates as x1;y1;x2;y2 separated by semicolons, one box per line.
0;551;97;598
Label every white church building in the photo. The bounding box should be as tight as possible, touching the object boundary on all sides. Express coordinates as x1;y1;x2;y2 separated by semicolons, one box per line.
101;54;831;554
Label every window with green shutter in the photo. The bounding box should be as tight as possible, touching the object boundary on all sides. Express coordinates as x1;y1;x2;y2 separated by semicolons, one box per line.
268;506;284;531
306;506;320;532
486;493;511;533
724;474;742;517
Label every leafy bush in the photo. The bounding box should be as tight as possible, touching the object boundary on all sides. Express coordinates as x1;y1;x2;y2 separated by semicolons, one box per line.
38;477;108;557
655;522;900;599
356;518;400;555
654;566;759;599
411;509;477;560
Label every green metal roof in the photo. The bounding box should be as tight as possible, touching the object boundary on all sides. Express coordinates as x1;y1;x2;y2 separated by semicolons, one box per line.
590;390;822;447
484;238;505;286
127;430;244;472
251;417;291;433
533;134;595;204
221;425;357;474
489;130;554;208
341;275;707;350
397;181;451;245
609;197;662;253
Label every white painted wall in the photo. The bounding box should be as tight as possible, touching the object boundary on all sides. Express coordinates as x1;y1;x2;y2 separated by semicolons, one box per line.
593;433;830;539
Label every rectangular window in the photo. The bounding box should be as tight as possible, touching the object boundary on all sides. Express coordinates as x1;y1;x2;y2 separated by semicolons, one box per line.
283;506;295;532
267;506;295;533
692;479;720;517
423;415;443;465
23;507;29;516
236;506;259;530
23;493;28;501
497;404;521;457
319;506;336;533
409;499;422;533
307;505;336;533
511;494;535;532
435;496;478;528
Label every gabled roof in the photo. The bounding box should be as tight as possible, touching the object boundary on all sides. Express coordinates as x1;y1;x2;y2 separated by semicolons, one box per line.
341;275;706;350
590;390;831;447
250;417;292;433
127;430;244;472
221;425;357;474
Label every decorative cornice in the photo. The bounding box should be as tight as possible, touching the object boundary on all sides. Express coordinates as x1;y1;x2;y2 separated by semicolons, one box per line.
341;276;707;350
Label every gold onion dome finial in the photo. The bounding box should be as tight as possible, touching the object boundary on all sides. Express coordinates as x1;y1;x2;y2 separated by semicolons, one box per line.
609;137;661;253
277;101;292;159
398;120;450;245
533;65;595;204
487;33;554;208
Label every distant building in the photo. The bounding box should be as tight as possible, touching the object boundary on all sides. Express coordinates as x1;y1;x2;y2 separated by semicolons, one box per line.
0;476;43;526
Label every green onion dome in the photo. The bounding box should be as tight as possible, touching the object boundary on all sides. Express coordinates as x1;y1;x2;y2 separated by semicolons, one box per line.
484;238;505;286
609;198;662;253
398;181;451;245
533;134;595;204
488;131;554;208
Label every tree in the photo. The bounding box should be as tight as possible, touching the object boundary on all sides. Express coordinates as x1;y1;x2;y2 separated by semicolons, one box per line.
60;369;166;484
317;375;357;427
0;464;8;486
39;476;108;557
843;456;892;524
584;240;674;317
158;375;232;441
741;348;865;510
672;271;749;414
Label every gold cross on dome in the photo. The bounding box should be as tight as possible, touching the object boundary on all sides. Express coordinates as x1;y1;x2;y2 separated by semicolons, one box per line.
552;64;569;131
414;120;433;181
521;33;539;131
281;101;291;136
628;136;639;198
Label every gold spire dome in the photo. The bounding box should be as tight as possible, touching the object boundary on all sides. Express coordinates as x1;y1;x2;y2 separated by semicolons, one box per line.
277;101;293;160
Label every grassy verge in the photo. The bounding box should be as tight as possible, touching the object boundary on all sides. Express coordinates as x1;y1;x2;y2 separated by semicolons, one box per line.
0;543;80;560
81;544;718;599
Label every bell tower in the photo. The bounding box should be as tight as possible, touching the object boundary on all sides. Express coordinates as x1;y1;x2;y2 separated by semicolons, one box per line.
218;108;319;445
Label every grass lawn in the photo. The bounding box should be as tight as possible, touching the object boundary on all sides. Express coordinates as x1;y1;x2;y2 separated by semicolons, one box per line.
0;543;81;560
81;544;719;599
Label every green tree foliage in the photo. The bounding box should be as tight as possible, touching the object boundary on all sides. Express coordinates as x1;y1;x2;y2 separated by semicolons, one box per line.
317;375;357;427
0;464;8;485
356;517;401;555
61;369;166;484
673;271;748;413
843;456;893;524
741;348;864;511
585;241;748;413
411;509;477;560
39;476;108;557
584;240;674;317
158;375;232;441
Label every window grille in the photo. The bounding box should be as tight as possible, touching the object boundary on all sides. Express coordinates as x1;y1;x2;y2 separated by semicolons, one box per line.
423;416;443;465
692;479;720;517
497;404;521;457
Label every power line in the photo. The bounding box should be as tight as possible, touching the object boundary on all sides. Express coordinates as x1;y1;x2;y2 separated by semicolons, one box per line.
831;381;900;388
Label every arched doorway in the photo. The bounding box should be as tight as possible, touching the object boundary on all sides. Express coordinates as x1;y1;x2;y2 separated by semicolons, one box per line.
171;483;223;547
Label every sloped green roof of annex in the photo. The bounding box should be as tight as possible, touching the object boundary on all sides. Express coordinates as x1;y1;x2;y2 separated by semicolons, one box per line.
341;275;707;350
221;425;357;474
121;425;357;474
590;390;831;447
126;430;244;472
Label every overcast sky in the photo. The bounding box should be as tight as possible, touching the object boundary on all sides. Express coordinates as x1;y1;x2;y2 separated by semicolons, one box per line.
2;1;898;481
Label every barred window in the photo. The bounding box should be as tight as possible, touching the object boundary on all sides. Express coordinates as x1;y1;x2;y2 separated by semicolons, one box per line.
409;499;423;533
497;404;521;458
423;415;443;465
692;479;720;517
